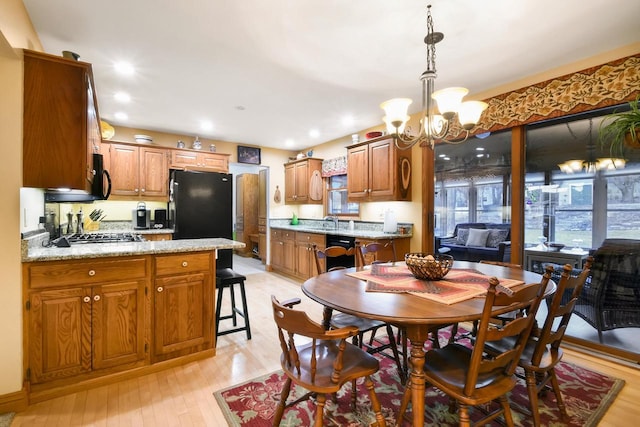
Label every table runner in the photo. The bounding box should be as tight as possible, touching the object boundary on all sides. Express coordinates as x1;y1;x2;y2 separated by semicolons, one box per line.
346;263;524;304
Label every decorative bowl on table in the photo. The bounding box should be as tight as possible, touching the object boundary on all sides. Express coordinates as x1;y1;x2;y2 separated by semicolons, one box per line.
404;253;454;280
547;242;566;252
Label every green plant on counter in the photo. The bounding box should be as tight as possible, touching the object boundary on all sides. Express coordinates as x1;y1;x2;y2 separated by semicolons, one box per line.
599;96;640;157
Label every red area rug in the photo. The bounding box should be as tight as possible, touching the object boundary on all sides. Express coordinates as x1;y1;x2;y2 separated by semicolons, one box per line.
214;337;624;426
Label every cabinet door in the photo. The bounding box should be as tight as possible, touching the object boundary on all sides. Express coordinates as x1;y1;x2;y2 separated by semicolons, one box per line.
270;231;284;269
153;273;212;358
23;51;93;192
29;287;92;384
284;163;296;203
170;150;199;168
295;243;313;279
368;140;395;199
293;161;310;202
139;147;168;197
283;239;296;275
199;153;228;172
347;144;370;200
92;280;146;370
107;143;140;196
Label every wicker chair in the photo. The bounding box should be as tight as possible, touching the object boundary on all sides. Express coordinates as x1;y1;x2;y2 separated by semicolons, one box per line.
571;239;640;342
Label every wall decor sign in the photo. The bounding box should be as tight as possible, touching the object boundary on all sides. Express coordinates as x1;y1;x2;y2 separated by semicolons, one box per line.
237;146;261;165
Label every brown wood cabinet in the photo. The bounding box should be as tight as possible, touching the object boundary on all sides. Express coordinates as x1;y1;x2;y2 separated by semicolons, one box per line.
295;232;326;279
258;169;268;262
24;257;148;385
284;158;323;204
152;252;214;362
347;138;412;202
235;174;259;256
170;149;229;173
270;229;325;280
270;229;296;276
23;50;101;191
142;233;173;241
103;142;169;199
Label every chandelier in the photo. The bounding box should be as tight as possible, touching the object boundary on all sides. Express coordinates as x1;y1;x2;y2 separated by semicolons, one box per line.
557;119;626;174
380;5;488;150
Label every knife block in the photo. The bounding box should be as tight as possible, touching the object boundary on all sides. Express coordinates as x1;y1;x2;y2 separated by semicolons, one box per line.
84;218;100;231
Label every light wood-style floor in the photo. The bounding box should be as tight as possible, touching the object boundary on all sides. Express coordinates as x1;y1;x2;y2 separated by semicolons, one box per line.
10;257;640;426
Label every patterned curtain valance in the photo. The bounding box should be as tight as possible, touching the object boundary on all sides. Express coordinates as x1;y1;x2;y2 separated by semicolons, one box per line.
475;54;640;135
322;156;347;177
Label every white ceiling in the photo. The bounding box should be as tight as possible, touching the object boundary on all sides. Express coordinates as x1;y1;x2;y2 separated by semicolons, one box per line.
23;0;640;151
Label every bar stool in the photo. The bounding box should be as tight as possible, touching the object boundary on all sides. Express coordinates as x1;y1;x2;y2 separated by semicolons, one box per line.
215;268;251;345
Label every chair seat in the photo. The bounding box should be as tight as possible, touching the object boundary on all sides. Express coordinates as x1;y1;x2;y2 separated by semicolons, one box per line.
330;312;385;331
486;336;563;372
216;267;246;286
281;340;380;393
424;343;516;404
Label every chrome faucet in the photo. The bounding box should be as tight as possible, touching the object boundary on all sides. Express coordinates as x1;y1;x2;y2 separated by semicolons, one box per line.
323;215;339;229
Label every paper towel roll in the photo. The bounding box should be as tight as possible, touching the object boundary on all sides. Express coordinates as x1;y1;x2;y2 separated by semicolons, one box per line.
383;210;397;233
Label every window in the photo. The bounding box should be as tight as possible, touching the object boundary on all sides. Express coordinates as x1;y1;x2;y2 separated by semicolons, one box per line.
326;175;359;215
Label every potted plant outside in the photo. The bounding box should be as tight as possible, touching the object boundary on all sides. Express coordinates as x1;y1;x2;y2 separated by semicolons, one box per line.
599;96;640;157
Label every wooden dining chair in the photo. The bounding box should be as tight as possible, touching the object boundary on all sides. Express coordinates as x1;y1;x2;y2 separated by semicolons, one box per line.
355;239;398;267
312;243;406;384
270;295;387;427
484;257;593;427
397;270;551;426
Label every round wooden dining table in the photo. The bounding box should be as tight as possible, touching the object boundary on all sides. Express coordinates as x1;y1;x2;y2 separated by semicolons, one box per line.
301;260;553;427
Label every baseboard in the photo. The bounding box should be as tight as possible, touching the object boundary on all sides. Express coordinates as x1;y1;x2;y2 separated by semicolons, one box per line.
0;386;28;413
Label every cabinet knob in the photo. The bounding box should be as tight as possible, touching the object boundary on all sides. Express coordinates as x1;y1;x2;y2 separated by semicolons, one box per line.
134;188;139;192
88;270;96;276
157;286;164;293
83;296;91;303
141;188;146;193
93;295;101;302
182;261;188;267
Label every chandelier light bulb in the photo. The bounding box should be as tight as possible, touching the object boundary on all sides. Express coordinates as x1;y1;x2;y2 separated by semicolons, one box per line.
380;98;412;129
458;101;489;130
431;87;469;120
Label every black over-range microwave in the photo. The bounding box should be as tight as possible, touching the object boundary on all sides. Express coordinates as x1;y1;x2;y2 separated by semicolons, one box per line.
44;153;112;202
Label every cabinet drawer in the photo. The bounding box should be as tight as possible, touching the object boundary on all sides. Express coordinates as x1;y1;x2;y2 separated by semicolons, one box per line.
295;232;324;246
155;252;212;276
28;257;147;289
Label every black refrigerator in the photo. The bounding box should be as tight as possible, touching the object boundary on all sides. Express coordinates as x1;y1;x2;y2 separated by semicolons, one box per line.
168;170;233;269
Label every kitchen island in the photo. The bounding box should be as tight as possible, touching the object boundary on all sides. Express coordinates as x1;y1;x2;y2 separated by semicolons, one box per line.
21;233;244;403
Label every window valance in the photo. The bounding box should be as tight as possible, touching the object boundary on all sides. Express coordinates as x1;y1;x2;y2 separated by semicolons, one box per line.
322;156;347;177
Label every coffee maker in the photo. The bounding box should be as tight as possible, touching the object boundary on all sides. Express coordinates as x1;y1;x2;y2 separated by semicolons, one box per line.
132;202;151;229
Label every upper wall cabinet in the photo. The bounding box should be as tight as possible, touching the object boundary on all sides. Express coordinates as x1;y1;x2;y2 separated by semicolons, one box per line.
347;138;412;202
284;158;323;204
103;142;169;199
170;149;229;173
23;50;101;191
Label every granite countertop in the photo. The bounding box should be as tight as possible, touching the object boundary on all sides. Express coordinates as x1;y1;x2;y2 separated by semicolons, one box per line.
269;223;412;240
23;237;245;262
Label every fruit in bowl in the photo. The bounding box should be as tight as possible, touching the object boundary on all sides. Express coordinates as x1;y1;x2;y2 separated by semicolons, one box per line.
404;253;454;280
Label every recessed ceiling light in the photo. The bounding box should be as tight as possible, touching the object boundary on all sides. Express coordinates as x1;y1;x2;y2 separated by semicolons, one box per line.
114;91;131;103
114;112;128;121
285;139;295;148
200;120;213;132
309;129;320;138
114;61;135;76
